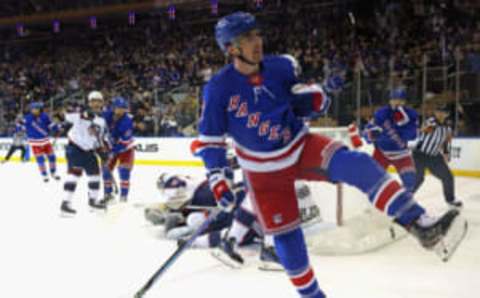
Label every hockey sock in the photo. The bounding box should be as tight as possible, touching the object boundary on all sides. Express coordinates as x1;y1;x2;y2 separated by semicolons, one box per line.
47;154;57;174
35;155;48;177
63;174;80;202
102;167;113;194
399;171;416;193
328;149;425;226
118;167;131;198
274;228;326;298
229;207;257;244
88;175;101;202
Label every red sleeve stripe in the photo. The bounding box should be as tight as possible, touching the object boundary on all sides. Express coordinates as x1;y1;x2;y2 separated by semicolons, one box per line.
374;179;403;211
190;139;227;155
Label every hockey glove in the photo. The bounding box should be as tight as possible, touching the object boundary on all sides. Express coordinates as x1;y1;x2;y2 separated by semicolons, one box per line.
291;83;331;118
364;124;383;143
323;75;345;94
207;168;237;213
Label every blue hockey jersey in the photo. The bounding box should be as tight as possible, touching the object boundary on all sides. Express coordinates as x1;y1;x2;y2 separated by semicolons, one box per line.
23;112;57;146
371;105;418;153
103;111;135;154
194;55;330;173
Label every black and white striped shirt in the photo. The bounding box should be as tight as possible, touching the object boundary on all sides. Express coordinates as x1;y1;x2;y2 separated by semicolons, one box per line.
416;117;451;156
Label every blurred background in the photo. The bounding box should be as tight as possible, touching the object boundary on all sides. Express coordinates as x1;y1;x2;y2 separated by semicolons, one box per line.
0;0;479;137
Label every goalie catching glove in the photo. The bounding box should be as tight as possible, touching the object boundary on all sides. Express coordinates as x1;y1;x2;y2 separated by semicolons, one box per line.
207;168;244;212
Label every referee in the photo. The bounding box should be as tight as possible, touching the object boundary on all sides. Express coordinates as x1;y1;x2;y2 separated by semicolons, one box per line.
413;104;462;208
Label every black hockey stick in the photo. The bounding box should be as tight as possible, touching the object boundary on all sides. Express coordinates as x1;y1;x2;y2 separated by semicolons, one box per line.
134;208;220;298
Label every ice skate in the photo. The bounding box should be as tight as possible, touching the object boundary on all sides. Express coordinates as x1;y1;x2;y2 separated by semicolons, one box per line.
447;200;463;209
100;193;115;205
211;237;244;269
409;209;468;262
51;173;61;181
89;198;107;211
258;244;283;272
60;201;76;217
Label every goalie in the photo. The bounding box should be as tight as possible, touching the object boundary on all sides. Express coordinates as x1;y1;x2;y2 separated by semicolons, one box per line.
145;170;321;270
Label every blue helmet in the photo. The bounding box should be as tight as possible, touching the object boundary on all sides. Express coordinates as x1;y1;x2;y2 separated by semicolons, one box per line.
112;96;129;109
29;101;43;110
215;11;258;52
390;88;407;100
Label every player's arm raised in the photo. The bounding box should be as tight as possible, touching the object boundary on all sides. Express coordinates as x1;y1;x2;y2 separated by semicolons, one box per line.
283;55;342;118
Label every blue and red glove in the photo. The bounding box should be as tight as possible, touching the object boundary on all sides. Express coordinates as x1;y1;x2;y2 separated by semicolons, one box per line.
363;124;383;143
207;168;238;212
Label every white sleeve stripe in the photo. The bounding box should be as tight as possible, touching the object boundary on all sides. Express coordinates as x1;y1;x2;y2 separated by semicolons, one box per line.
198;135;227;143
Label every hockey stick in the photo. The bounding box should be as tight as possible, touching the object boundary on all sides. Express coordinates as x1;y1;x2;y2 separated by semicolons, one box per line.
134;208;221;298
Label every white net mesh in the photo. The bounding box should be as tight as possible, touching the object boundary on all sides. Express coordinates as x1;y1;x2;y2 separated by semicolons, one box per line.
303;127;407;255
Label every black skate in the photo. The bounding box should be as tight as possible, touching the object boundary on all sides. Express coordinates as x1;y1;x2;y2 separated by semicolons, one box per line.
409;209;468;262
43;177;49;183
51;173;61;181
60;201;76;217
89;198;107;211
258;244;283;272
447;200;463;209
100;193;115;205
211;238;244;269
119;195;128;203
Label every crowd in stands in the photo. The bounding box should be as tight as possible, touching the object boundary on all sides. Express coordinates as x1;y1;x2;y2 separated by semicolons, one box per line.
0;0;479;137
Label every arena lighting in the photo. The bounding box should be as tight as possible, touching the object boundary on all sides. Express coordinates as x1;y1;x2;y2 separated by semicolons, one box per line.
128;11;136;26
16;23;24;37
168;4;176;20
211;0;219;15
89;16;97;29
53;20;60;33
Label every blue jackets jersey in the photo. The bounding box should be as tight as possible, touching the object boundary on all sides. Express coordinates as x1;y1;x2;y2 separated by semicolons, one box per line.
187;180;235;232
372;105;418;153
103;111;135;154
24;112;56;146
195;55;326;172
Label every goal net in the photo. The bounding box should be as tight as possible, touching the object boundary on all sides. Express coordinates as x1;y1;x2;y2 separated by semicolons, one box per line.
302;127;407;255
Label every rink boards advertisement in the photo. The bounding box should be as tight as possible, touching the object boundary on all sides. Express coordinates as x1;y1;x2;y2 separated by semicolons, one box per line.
1;137;479;177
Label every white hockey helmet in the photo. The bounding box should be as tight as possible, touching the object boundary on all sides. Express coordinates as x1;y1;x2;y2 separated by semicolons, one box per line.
88;90;104;102
157;173;190;210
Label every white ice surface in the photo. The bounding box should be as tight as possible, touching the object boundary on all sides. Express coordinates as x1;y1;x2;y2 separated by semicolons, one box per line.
0;162;479;298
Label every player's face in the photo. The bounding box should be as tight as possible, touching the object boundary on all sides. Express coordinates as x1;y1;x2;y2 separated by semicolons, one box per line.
89;99;103;114
234;29;263;64
434;110;449;122
389;99;405;109
31;108;40;116
114;107;127;118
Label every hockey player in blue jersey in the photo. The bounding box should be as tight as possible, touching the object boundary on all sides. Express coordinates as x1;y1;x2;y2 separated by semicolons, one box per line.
24;101;60;182
102;96;135;203
364;88;418;191
192;12;464;297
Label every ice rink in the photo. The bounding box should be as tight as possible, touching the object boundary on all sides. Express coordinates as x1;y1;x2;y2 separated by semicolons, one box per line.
1;162;479;298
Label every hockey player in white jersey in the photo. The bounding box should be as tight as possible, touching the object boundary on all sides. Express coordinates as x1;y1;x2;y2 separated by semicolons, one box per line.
145;170;320;270
57;91;110;215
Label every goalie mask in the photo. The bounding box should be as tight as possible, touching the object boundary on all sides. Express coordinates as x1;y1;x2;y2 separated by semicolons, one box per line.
157;173;191;210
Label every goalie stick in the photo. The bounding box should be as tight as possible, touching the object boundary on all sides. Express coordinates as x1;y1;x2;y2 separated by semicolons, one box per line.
134;208;221;298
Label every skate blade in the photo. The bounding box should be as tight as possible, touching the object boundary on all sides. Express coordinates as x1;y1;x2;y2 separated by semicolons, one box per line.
59;211;76;218
434;216;468;262
258;261;284;272
211;250;244;270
